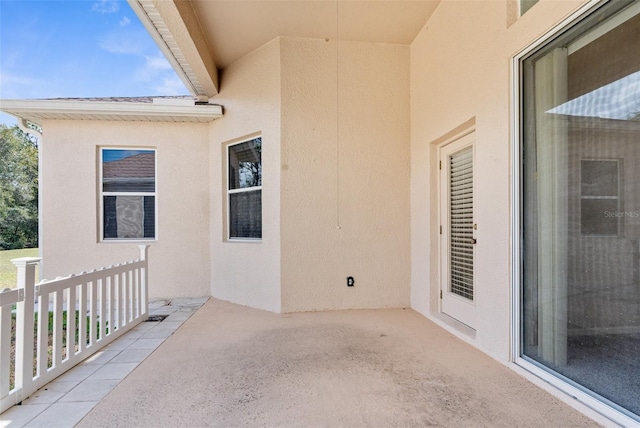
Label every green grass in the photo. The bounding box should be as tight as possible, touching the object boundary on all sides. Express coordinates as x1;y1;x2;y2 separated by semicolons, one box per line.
0;248;39;290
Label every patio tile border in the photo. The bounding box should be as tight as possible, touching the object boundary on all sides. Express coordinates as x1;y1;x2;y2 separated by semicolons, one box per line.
0;298;208;428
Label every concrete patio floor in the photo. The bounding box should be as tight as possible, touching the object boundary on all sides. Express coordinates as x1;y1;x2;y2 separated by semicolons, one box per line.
75;299;601;427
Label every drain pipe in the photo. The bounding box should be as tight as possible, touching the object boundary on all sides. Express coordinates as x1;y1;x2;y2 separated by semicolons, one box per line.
17;118;42;137
16;118;43;282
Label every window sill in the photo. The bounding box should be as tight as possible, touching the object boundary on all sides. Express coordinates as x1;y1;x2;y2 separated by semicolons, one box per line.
100;239;157;244
227;238;261;243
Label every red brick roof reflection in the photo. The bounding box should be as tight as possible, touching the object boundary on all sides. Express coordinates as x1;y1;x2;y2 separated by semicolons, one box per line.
103;153;155;178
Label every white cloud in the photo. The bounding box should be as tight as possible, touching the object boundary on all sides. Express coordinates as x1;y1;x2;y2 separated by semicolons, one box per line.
134;54;172;80
152;76;188;96
99;29;147;55
92;0;119;14
119;16;131;27
131;55;187;95
0;71;42;98
146;55;172;71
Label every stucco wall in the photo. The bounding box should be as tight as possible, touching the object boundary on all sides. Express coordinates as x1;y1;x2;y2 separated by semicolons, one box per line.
280;37;411;312
40;120;210;299
209;39;282;313
410;0;585;360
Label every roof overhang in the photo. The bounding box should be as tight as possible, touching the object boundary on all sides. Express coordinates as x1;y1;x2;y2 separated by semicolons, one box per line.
128;0;219;97
0;98;223;127
128;1;439;98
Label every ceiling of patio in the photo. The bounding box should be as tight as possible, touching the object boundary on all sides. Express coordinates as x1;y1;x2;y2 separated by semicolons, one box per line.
191;0;441;68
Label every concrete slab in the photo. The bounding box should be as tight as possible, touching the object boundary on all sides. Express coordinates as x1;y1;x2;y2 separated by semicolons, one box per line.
54;365;100;383
86;363;138;381
126;338;165;350
108;348;154;364
21;381;76;405
0;404;50;427
148;299;170;309
169;297;209;307
164;311;193;322
25;402;97;428
59;380;121;403
80;350;120;366
77;299;600;427
103;339;134;352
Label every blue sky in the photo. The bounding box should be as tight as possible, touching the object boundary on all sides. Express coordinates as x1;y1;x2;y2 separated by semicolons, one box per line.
0;0;188;126
102;148;152;162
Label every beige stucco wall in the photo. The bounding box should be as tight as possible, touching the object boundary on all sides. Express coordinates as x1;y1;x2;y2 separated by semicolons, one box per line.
208;36;410;313
410;0;585;360
280;37;411;312
209;39;282;313
40;120;210;299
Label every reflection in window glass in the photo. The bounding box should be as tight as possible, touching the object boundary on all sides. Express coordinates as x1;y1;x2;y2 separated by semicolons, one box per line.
101;149;156;240
229;138;262;190
521;3;640;418
580;160;619;236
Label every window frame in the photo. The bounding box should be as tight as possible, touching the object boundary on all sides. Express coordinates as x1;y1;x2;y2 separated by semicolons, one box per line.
580;158;621;237
99;147;158;243
511;1;640;426
226;137;262;241
519;0;539;16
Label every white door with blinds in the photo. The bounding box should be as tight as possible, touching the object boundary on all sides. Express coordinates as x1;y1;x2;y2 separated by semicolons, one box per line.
439;133;477;329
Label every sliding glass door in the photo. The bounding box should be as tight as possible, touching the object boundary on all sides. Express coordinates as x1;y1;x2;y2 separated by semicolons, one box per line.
520;1;640;419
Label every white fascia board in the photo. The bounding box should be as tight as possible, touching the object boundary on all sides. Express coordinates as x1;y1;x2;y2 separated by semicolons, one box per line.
128;0;201;97
0;99;223;122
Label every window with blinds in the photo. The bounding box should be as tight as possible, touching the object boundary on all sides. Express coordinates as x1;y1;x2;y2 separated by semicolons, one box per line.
449;147;474;301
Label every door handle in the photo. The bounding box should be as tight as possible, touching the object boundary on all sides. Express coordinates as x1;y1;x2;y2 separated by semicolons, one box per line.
470;238;477;245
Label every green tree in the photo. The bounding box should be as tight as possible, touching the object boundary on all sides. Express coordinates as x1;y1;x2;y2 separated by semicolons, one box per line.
0;125;38;249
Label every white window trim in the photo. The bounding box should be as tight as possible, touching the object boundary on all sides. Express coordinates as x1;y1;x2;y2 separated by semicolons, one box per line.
226;137;262;242
99;147;158;243
511;0;640;426
580;158;621;237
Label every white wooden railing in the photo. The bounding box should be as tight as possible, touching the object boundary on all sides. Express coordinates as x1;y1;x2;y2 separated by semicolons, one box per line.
0;245;149;413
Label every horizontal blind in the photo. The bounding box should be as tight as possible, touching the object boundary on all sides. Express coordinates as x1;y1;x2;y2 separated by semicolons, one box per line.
449;147;474;301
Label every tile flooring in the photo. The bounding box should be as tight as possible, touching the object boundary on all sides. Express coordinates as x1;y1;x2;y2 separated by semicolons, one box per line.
0;297;208;428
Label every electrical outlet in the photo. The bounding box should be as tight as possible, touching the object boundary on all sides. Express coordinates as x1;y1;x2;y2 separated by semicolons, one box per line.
347;276;355;287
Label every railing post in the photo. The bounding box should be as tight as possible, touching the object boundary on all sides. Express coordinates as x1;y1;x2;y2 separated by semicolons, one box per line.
138;245;149;318
12;257;41;403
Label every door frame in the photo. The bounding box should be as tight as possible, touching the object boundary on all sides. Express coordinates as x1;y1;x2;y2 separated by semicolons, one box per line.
438;131;477;329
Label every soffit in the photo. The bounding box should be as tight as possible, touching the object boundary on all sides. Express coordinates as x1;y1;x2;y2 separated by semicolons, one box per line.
192;1;441;68
0;98;223;126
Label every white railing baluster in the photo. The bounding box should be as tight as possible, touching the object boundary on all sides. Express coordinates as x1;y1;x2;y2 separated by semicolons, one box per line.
109;274;115;333
124;270;130;325
66;285;76;360
119;272;125;328
99;277;107;341
36;291;49;377
78;282;87;353
53;290;63;367
90;280;98;346
1;245;150;413
134;267;141;318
